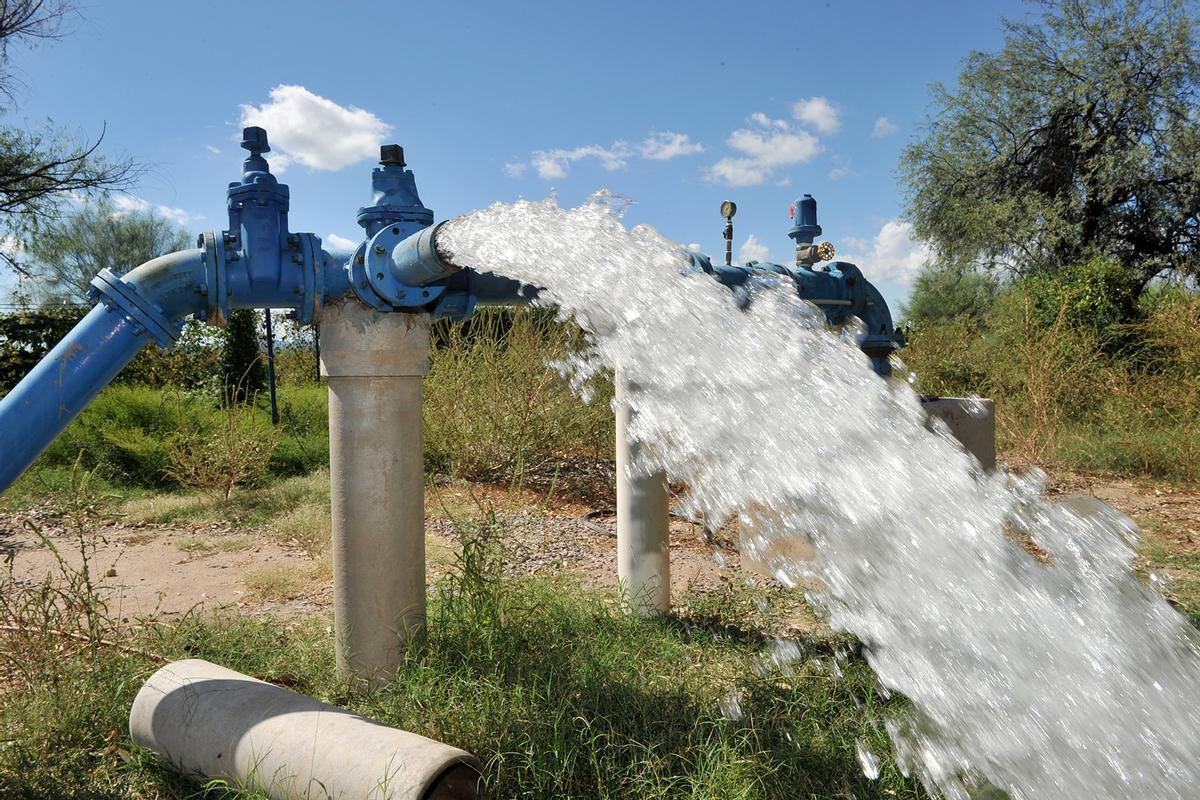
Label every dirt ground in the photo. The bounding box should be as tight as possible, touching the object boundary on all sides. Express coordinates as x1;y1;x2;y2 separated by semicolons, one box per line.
3;473;1197;623
0;496;747;622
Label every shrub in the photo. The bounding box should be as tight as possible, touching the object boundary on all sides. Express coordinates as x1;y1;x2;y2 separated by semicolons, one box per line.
903;269;1199;480
221;309;266;405
41;386;211;486
424;308;613;481
166;402;279;501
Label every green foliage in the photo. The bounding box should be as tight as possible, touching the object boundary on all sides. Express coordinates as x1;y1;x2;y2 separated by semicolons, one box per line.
1017;256;1138;344
0;304;85;391
903;272;1200;480
902;264;999;326
901;0;1200;292
42;385;198;486
221;309;266;405
424;308;614;482
34;385;321;489
166;403;279;501
23;195;192;302
266;384;329;476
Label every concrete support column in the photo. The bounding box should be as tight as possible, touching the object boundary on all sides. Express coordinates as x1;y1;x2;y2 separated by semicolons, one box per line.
614;370;671;616
920;397;997;471
320;300;431;687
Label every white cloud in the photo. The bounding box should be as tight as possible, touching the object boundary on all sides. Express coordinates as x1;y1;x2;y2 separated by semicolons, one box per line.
686;242;702;253
872;116;899;138
155;205;196;226
639;131;704;160
530;142;630;180
239;85;391;171
503;161;527;178
738;234;770;263
204;144;221;155
839;219;932;285
792;97;841;135
112;194;149;214
325;233;358;252
706;113;822;187
749;112;790;131
112;194;200;226
828;162;852;181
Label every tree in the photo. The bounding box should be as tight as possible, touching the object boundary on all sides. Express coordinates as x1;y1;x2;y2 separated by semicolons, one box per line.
0;2;138;276
25;196;192;302
221;309;265;406
902;265;999;326
901;0;1200;297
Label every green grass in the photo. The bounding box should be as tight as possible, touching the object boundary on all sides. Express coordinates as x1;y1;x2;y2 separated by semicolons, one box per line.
0;511;926;800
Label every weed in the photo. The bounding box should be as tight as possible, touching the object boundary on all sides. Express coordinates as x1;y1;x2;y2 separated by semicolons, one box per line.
166;401;279;502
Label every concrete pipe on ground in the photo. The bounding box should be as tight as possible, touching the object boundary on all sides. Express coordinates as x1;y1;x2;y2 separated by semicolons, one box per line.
130;659;483;800
614;370;671;616
320;300;432;687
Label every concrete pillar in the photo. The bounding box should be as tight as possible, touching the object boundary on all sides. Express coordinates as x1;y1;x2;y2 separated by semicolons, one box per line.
614;370;671;616
921;397;997;470
130;659;483;799
320;300;431;687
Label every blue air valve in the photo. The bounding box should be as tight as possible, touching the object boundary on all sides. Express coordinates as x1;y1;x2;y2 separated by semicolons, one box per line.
690;193;905;376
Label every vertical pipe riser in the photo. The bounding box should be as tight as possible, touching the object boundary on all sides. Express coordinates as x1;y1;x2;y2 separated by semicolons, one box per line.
320;301;431;687
614;372;671;616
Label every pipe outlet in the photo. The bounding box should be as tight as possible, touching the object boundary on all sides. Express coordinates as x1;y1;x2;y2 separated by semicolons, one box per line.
130;659;484;799
387;222;461;287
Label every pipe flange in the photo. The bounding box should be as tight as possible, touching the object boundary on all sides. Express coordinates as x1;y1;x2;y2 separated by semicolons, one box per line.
90;269;180;348
347;241;394;312
199;231;229;327
363;225;448;310
293;233;322;326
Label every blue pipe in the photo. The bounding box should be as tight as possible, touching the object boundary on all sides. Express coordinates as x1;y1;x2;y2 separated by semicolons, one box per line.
0;248;208;489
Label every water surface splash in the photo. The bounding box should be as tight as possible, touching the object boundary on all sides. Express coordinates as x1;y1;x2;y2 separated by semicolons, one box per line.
439;194;1200;799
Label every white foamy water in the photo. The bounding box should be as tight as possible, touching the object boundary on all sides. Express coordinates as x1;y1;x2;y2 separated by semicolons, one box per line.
438;194;1200;800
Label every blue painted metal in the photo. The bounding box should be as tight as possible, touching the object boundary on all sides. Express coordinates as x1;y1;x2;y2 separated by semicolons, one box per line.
788;194;822;244
0;129;902;496
0;129;338;493
688;194;904;375
356;148;434;238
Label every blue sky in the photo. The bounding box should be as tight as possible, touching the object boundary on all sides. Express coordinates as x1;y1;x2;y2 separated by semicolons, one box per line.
2;0;1028;311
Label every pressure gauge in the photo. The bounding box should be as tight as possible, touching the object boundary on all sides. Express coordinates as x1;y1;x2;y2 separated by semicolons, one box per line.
720;200;737;219
817;241;836;261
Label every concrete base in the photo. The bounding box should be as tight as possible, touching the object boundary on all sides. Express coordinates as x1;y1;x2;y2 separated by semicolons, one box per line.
130;659;483;800
614;371;671;616
921;396;997;470
321;300;431;687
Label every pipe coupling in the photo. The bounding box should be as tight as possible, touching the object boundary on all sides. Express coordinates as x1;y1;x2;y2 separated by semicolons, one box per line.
89;269;181;348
